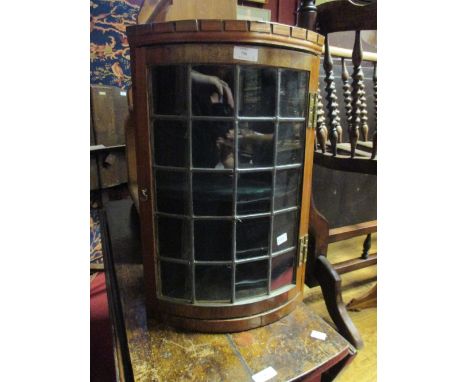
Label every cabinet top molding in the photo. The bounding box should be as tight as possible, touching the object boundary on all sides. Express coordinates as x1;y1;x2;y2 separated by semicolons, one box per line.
127;19;324;54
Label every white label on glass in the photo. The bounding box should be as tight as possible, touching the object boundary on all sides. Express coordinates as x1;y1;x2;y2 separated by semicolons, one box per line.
310;330;327;341
276;233;287;246
120;91;127;96
98;91;106;96
234;46;258;62
252;367;277;382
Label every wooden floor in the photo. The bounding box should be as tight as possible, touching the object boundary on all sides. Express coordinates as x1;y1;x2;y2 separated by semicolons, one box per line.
303;235;377;382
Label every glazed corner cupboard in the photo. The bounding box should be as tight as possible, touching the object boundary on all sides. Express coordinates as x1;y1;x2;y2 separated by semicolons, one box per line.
127;19;324;332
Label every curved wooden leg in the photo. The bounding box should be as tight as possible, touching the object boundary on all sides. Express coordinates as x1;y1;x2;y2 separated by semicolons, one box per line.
347;283;377;311
314;255;364;349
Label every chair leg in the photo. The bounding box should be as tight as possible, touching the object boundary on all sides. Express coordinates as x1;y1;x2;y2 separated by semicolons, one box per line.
361;233;371;259
314;255;364;349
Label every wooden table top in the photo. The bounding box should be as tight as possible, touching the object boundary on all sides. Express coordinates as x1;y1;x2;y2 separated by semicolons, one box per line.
104;199;354;382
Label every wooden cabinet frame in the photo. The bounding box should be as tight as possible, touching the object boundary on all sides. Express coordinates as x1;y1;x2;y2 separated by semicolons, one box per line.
128;19;323;331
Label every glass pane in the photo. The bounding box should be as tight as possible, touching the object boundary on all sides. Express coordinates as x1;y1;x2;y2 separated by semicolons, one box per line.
152;66;187;115
155;170;190;214
275;169;302;210
160;261;191;299
194;220;232;261
271;251;295;291
272;210;299;253
280;70;309;117
237;172;272;215
239;67;277;117
195;265;232;301
192;66;235;116
277;122;305;165
192;121;234;169
153;120;188;167
157;216;191;260
236;216;270;260
193;172;233;216
235;260;268;299
238;121;274;168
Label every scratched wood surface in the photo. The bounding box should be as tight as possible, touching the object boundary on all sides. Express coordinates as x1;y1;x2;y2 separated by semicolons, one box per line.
106;199;353;382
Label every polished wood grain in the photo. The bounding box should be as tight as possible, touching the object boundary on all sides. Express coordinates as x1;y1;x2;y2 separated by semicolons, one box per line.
329;220;377;243
323;36;343;155
127;20;325;331
315;91;328;153
350;31;362;158
334;253;377;275
316;0;377;34
314;255;363;349
127;19;323;54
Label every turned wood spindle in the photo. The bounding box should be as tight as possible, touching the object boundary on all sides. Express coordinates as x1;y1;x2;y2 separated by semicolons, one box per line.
315;91;328;153
359;67;368;142
323;35;343;156
361;233;372;260
371;61;377;159
341;58;352;138
350;30;363;158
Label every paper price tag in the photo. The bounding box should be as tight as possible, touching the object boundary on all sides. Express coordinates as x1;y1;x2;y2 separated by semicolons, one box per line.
98;91;106;96
310;330;327;341
234;46;259;62
276;233;287;246
120;91;127;96
252;367;277;382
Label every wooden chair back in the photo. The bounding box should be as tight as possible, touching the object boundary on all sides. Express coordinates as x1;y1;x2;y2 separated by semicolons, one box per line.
314;0;377;174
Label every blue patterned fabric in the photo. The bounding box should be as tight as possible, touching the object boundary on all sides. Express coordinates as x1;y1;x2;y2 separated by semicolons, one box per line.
90;0;143;90
90;209;103;264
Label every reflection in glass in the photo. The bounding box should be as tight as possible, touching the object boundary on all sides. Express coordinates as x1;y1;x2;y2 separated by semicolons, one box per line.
160;261;191;299
194;220;232;261
195;265;232;301
275;169;301;210
280;70;309;117
193;172;233;216
239;67;277;116
153;120;188;167
273;210;299;253
277;122;305;165
152;66;187;115
192;121;234;169
236;217;270;259
238;121;274;168
192;66;235;116
155;170;189;214
236;260;269;299
271;251;295;290
237;172;272;215
157;216;191;260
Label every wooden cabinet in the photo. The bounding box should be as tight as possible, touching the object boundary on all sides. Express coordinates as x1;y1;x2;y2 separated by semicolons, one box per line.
127;19;323;332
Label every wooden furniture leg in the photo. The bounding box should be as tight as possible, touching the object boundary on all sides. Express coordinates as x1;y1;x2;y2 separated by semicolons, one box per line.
347;283;377;311
314;255;364;349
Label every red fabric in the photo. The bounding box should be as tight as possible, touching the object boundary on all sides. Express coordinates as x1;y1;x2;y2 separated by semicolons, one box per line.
90;272;116;382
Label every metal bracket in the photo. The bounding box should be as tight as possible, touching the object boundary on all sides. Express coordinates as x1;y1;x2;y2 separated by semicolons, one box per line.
299;234;309;265
308;92;317;129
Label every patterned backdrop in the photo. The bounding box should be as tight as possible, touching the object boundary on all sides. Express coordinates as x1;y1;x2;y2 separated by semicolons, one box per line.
90;0;144;90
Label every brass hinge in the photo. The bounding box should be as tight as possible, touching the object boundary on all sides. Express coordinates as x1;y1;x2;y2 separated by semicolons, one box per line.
307;92;317;129
299;234;309;265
